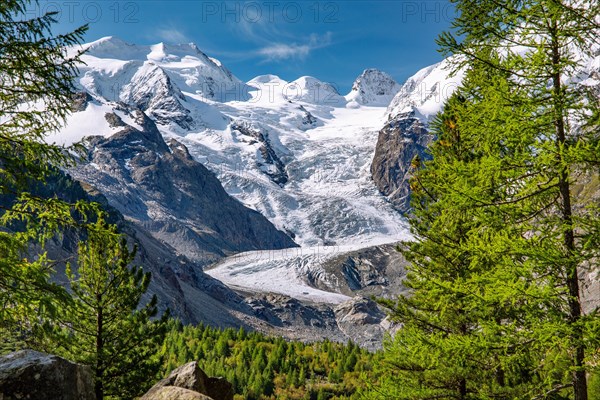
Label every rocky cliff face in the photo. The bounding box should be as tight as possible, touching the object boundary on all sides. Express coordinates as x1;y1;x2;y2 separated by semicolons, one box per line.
69;107;297;265
370;112;432;211
120;62;194;129
370;59;463;212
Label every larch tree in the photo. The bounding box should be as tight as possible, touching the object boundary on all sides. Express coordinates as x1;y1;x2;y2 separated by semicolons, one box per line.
370;64;547;399
372;1;600;399
55;218;169;400
437;1;600;398
0;0;89;340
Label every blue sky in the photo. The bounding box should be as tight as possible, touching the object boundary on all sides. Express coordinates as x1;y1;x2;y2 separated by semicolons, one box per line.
41;0;455;93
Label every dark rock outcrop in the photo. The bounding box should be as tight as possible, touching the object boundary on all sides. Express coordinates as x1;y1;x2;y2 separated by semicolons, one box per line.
70;91;92;112
370;111;432;212
104;112;127;128
231;121;289;186
142;361;233;400
298;105;318;128
318;243;409;299
0;350;95;400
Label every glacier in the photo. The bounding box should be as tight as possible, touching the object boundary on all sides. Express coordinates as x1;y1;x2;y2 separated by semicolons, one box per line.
53;36;417;303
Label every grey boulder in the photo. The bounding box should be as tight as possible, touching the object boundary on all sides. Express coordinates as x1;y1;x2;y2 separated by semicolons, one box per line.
142;361;233;400
0;350;95;400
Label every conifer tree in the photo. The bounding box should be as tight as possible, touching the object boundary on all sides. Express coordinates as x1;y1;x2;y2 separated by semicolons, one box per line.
56;219;169;400
0;0;89;336
370;71;544;399
373;1;600;399
436;1;600;398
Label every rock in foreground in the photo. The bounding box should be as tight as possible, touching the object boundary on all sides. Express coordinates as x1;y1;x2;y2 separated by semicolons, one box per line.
0;350;95;400
142;386;213;400
142;361;233;400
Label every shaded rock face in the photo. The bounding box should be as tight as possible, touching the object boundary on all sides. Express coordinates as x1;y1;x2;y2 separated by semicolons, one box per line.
205;377;235;400
142;361;233;400
71;91;93;112
0;350;95;400
70;108;296;265
370;112;432;212
298;105;318;129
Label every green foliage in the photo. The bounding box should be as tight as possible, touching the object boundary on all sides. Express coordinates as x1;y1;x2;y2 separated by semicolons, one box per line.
371;1;600;399
370;86;542;400
161;322;378;400
0;0;89;342
52;219;169;400
589;369;600;400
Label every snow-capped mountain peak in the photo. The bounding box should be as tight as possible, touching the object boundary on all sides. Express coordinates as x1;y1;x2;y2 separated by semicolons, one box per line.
82;36;139;58
345;69;401;107
386;58;464;122
285;76;345;106
248;74;287;85
75;36;243;106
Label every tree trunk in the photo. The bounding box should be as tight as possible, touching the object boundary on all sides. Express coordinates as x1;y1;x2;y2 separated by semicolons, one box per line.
95;301;104;400
459;377;467;400
550;23;588;400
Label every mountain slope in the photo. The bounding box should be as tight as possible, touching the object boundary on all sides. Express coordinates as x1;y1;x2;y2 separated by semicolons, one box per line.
370;58;464;211
55;37;411;249
68;104;296;264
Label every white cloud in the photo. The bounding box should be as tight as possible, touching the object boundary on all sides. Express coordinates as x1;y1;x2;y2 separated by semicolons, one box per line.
257;32;333;62
258;43;311;60
156;28;190;44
